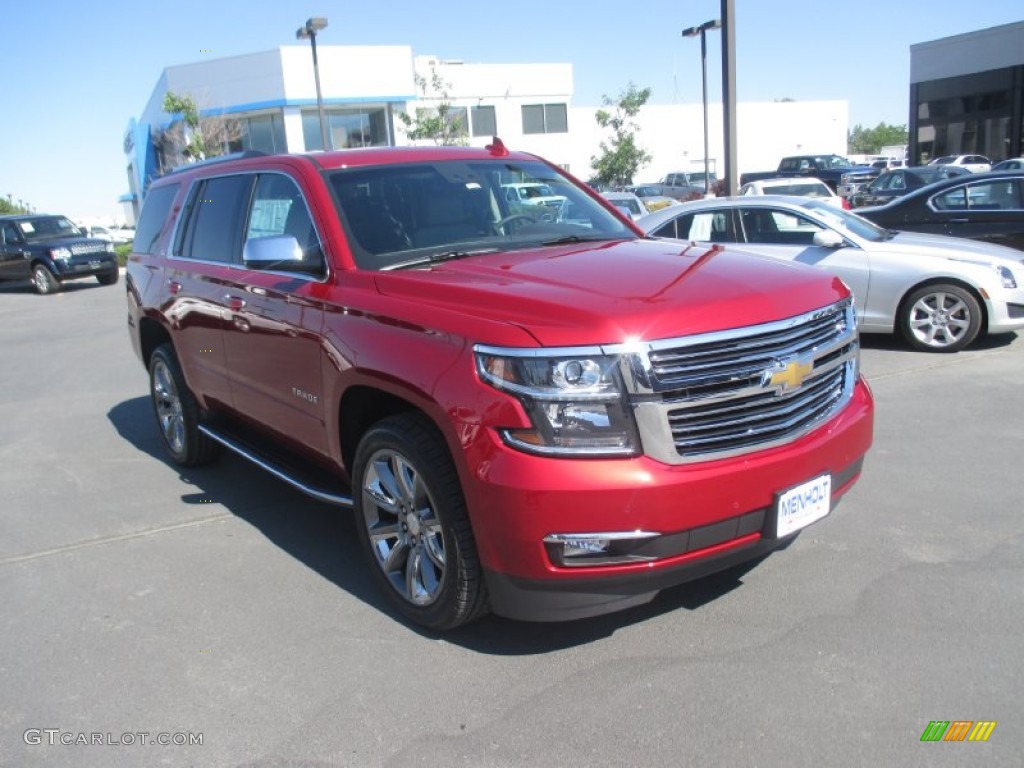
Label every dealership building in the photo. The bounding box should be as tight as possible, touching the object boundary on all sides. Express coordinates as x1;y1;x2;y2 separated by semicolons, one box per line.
909;21;1024;165
121;45;849;222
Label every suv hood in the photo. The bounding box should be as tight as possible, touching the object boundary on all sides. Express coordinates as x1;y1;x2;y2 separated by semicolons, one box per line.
374;238;847;346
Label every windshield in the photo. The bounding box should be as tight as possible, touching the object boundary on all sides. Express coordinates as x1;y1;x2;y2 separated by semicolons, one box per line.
15;216;81;241
798;200;892;241
327;159;634;270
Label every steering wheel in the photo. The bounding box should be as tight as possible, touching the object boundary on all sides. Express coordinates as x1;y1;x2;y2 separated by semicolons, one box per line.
494;213;539;234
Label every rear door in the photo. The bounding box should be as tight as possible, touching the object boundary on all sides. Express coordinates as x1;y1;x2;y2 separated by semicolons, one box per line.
930;177;1024;250
165;174;254;410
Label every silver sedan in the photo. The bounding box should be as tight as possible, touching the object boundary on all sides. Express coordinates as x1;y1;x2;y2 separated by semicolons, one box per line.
637;196;1024;352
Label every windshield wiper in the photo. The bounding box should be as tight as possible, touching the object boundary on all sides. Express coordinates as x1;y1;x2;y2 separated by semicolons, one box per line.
381;247;499;271
539;234;626;246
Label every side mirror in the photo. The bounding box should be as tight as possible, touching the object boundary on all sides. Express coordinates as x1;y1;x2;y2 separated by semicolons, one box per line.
243;235;322;275
812;229;845;249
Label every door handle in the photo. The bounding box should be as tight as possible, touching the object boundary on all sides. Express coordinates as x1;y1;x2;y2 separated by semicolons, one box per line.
224;294;246;311
948;218;969;223
168;280;182;294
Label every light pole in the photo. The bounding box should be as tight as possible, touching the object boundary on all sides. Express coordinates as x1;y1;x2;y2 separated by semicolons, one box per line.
682;19;721;196
296;17;329;151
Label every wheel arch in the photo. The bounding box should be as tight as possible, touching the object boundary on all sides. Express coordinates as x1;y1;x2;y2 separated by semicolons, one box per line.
896;276;989;334
138;315;174;370
338;385;439;477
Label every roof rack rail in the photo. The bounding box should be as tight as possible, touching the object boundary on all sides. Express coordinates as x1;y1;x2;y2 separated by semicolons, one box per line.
165;150;269;175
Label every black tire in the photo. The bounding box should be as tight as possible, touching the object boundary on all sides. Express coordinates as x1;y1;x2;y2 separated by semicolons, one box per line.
148;343;222;466
31;264;60;295
899;283;982;353
96;270;119;286
353;413;489;630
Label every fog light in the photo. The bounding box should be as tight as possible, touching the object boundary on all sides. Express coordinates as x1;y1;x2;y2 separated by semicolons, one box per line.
544;531;660;567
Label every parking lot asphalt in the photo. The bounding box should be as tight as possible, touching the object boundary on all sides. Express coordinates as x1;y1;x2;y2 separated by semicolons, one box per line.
1;276;1021;767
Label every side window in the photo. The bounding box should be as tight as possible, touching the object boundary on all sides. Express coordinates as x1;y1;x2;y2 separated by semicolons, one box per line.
176;175;253;262
652;219;680;239
2;222;21;245
741;208;822;244
133;184;179;255
245;174;325;273
932;186;968;211
963;180;1022;210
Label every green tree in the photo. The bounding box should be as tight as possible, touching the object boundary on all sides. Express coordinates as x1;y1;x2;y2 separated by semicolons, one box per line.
1;194;33;214
158;92;241;169
848;122;908;154
590;83;652;187
397;67;468;146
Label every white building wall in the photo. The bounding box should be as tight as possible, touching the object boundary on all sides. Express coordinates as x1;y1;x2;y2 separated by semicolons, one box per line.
281;46;416;103
560;100;850;183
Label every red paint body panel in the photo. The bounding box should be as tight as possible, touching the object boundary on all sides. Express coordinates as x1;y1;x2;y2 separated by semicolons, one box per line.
126;146;874;623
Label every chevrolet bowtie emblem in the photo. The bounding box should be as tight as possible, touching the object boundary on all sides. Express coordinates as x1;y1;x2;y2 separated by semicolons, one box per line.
765;358;813;391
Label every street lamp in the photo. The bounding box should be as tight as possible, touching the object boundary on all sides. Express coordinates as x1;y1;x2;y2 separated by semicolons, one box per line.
682;19;721;196
296;17;329;151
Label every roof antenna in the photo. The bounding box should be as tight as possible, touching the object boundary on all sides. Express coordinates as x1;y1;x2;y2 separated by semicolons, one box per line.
486;137;508;157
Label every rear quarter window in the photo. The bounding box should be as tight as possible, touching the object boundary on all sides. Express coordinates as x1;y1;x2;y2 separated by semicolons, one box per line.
133;184;180;255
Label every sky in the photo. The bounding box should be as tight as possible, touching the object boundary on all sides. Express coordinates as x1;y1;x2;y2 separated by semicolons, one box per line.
1;0;1021;221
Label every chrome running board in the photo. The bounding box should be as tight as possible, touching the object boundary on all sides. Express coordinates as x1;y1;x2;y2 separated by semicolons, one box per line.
198;424;353;508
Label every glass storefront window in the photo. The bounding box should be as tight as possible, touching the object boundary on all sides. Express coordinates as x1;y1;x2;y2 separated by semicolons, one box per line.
302;107;391;151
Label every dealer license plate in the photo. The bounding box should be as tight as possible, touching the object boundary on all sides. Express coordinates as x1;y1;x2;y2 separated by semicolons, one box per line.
775;474;831;537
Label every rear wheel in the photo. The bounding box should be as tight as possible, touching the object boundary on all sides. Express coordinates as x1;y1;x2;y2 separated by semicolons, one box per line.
148;344;221;466
899;283;982;353
353;413;489;630
32;264;60;295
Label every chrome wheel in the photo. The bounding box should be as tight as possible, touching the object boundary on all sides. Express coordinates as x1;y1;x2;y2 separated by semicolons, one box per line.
151;359;185;455
901;283;981;353
32;265;58;295
362;448;446;606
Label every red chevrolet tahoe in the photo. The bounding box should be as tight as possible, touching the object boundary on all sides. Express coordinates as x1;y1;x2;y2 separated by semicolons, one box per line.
125;144;873;629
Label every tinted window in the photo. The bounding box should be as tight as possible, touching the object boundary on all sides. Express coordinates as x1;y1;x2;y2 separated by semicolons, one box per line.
2;222;22;244
133;185;180;255
177;175;252;262
471;105;496;137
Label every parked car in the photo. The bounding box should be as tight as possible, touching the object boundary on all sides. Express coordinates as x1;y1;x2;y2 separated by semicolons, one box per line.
850;165;971;208
739;177;847;209
655;171;711;200
624;185;677;212
124;145;873;629
992;158;1024;171
601;191;646;221
927;154;992;173
856;170;1024;251
743;155;874;194
637;196;1024;353
0;214;119;294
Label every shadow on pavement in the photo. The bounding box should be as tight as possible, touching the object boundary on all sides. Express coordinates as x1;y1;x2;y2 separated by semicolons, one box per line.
108;395;777;654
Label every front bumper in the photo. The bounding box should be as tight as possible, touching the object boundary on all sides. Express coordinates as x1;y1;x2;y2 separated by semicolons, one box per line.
53;254;118;281
461;378;874;622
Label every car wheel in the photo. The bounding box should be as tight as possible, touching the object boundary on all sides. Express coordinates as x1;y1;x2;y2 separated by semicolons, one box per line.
96;270;119;286
148;343;222;466
899;283;982;353
32;264;60;295
353;413;489;630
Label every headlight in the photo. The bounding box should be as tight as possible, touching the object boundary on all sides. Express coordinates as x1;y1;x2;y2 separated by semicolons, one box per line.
474;346;641;457
49;247;71;260
996;265;1017;289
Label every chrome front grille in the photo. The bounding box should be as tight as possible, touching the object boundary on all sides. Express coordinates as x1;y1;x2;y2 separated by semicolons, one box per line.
70;243;108;256
613;299;858;464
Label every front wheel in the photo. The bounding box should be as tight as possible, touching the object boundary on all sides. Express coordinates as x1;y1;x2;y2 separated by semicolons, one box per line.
353;413;488;630
96;270;119;286
32;264;60;295
899;283;982;353
148;344;222;466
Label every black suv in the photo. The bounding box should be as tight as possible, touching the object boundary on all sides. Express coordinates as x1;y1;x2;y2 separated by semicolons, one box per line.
0;214;119;294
